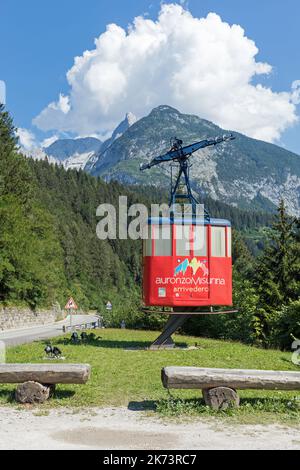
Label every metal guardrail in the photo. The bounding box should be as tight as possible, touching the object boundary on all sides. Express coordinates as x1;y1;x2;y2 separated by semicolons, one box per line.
62;319;101;333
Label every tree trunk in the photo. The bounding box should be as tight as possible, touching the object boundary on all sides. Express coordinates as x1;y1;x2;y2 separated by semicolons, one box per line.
162;366;300;390
202;387;240;411
0;364;90;384
15;381;51;404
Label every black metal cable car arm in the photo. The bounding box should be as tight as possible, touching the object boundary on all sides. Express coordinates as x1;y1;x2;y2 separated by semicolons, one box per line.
140;134;235;171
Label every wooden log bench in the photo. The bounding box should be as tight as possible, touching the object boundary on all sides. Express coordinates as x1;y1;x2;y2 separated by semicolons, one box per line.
162;367;300;411
0;364;91;404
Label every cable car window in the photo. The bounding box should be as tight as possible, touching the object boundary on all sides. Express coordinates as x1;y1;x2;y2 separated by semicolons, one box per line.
227;227;232;258
176;225;191;256
154;226;172;256
194;226;207;257
143;225;152;257
211;226;226;257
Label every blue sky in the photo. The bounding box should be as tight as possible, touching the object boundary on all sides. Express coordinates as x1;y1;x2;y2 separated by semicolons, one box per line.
1;0;300;153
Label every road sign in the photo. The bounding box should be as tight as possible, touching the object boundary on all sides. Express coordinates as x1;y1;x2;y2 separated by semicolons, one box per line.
65;297;78;310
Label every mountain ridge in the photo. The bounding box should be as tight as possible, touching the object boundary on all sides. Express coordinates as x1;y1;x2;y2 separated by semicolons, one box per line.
88;105;300;215
44;137;102;160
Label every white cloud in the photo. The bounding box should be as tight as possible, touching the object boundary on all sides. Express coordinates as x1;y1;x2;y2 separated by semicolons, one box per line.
16;128;37;150
41;135;59;148
291;80;300;105
33;3;299;143
48;93;70;114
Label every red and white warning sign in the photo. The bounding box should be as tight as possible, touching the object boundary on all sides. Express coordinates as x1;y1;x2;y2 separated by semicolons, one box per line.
65;297;78;310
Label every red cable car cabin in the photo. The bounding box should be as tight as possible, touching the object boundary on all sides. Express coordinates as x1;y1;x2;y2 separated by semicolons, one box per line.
143;217;232;308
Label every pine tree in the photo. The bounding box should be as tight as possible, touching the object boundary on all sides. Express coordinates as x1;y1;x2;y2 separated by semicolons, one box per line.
0;104;33;204
232;230;254;279
252;200;298;345
255;200;296;308
288;219;300;300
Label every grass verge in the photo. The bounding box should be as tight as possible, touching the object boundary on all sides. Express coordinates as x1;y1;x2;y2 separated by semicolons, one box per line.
1;328;300;425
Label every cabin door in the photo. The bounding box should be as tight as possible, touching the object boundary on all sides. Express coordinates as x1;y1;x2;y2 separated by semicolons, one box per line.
173;225;210;302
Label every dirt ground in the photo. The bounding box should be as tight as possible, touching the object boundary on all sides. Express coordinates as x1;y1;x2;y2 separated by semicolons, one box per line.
0;407;299;450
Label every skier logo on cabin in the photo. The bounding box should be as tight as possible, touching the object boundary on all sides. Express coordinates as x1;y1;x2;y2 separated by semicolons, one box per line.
175;258;209;277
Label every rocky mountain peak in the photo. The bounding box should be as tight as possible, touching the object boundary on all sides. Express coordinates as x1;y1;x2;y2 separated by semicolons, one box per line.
110;112;137;142
125;112;137;127
88;105;300;216
150;105;180;115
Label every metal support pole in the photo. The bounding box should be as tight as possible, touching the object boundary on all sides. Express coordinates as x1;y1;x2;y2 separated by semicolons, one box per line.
70;308;73;330
149;314;191;350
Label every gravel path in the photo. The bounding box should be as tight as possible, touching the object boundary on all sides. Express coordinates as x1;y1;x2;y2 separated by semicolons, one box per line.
0;407;299;450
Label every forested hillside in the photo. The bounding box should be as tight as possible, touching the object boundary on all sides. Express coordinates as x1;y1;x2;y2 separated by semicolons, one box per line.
0;104;140;311
1;104;300;349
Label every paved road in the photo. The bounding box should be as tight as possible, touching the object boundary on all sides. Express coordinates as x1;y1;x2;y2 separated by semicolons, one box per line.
0;315;99;347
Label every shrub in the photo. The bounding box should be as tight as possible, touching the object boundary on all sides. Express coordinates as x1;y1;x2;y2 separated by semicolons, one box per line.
271;301;300;350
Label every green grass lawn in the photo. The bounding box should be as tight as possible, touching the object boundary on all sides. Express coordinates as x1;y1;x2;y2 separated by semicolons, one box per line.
1;328;300;424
